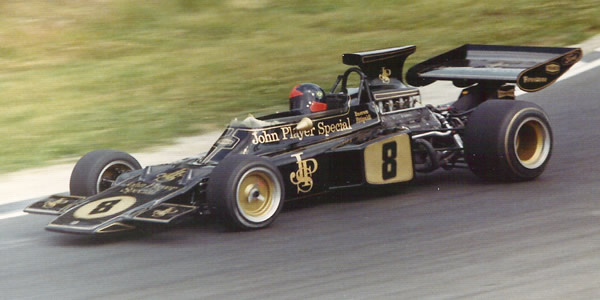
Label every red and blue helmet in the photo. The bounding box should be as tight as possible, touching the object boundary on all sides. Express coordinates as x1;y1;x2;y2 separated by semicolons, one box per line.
289;83;327;114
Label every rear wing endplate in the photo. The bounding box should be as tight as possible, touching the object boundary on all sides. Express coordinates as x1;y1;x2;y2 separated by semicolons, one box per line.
406;44;582;92
343;45;416;83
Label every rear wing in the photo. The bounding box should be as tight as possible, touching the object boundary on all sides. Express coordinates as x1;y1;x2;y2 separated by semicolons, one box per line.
406;44;582;92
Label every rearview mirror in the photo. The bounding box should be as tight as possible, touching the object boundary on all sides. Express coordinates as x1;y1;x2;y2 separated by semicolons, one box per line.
295;117;313;131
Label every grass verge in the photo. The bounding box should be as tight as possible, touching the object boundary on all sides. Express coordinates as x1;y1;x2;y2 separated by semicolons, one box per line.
0;0;598;172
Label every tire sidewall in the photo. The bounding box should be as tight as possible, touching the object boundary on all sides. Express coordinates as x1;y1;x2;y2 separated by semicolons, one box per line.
464;100;553;181
208;155;285;230
70;150;141;196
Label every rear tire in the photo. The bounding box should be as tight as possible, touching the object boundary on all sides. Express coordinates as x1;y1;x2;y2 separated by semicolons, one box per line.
70;150;141;196
463;100;552;181
207;155;284;230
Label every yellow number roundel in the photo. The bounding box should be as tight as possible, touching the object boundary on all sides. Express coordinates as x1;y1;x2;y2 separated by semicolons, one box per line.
73;196;137;220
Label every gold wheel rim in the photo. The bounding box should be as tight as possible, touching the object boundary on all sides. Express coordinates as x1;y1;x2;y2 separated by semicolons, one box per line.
236;167;280;223
515;118;550;169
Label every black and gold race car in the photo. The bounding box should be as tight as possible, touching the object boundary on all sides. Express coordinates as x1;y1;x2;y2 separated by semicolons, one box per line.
25;44;581;234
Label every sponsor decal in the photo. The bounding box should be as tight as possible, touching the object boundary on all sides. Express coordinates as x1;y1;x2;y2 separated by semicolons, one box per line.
354;110;372;123
120;181;180;195
281;126;315;140
289;152;318;193
152;206;179;218
379;67;392;84
522;76;548;83
73;196;137;220
497;88;515;99
155;168;187;183
251;117;352;144
317;118;352;136
545;63;560;75
562;52;580;66
252;130;284;144
42;198;69;209
215;136;237;148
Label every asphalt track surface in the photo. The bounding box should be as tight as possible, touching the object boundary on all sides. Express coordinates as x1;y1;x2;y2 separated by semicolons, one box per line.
2;54;600;299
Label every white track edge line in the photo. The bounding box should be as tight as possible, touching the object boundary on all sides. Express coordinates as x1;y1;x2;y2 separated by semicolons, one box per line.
0;211;28;220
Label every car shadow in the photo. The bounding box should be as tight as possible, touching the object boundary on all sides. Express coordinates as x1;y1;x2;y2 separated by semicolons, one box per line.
47;215;220;247
284;168;484;210
49;168;500;246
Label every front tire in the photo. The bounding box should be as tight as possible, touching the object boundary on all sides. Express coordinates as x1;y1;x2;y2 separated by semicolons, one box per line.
207;155;284;230
463;100;553;181
70;149;141;197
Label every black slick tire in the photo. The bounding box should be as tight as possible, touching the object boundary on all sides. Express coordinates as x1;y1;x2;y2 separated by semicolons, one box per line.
70;149;141;197
463;100;553;181
207;155;285;230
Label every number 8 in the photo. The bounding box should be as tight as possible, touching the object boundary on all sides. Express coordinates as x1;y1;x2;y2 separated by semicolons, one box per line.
382;141;397;180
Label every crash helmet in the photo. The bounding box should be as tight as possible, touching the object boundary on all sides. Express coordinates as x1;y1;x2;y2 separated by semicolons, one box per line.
289;83;327;114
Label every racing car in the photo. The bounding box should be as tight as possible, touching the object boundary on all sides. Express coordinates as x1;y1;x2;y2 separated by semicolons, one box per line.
25;44;581;234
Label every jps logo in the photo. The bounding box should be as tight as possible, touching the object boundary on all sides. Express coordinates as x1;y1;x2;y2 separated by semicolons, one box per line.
42;197;69;209
152;206;179;218
379;67;392;84
289;152;318;193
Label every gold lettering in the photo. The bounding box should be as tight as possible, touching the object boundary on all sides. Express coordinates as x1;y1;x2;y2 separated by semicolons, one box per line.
317;122;325;136
295;129;304;141
316;118;353;137
251;131;260;144
305;128;315;138
266;131;278;143
354;110;372;123
120;182;180;195
281;127;290;140
523;76;548;83
251;130;281;144
155;168;188;182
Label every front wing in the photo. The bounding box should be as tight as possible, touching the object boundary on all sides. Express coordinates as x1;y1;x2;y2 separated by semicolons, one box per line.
24;166;205;234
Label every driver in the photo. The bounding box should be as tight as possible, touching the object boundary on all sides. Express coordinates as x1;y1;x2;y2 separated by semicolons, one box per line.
289;83;327;114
